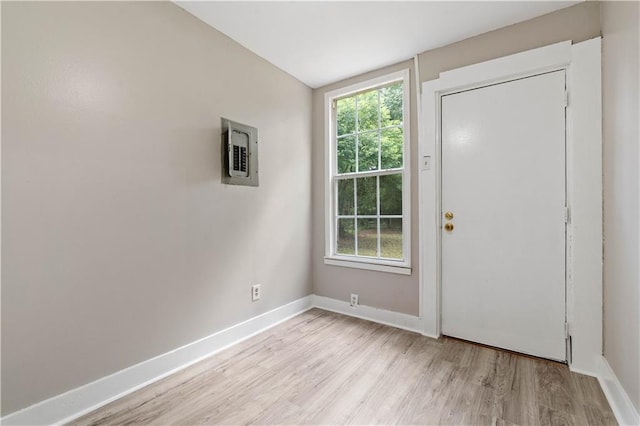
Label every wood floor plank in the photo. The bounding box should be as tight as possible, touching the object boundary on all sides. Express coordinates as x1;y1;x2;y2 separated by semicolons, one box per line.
70;308;616;426
570;372;618;425
397;357;461;424
346;336;440;425
535;359;580;418
502;355;539;425
308;328;417;425
539;404;580;426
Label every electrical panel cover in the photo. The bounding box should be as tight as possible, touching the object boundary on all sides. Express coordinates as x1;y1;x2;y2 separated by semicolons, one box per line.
221;118;259;186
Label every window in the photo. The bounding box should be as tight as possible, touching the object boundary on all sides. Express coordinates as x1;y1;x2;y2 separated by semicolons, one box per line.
324;70;410;274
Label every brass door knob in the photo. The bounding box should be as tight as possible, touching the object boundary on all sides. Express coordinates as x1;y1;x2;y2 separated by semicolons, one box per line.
444;223;454;232
444;211;454;220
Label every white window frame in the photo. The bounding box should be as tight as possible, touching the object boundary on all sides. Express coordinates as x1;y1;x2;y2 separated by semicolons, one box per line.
324;69;411;275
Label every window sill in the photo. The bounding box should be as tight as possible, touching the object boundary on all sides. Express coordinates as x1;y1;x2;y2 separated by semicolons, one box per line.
323;257;412;275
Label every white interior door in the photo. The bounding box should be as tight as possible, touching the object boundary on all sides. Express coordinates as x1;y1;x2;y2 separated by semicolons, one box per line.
441;70;567;361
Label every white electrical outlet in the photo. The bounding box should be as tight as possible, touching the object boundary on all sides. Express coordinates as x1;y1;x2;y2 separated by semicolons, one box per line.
252;284;261;301
350;293;358;306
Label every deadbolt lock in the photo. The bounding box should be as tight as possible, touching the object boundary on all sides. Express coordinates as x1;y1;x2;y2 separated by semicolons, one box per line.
444;223;454;232
444;211;454;220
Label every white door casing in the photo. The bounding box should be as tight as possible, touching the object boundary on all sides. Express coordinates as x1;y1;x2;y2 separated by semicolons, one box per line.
419;39;602;375
440;71;567;361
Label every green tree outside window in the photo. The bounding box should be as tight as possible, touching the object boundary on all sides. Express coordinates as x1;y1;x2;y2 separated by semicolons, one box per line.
334;82;404;260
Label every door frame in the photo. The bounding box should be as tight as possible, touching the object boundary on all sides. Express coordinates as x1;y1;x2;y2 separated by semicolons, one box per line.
418;38;602;375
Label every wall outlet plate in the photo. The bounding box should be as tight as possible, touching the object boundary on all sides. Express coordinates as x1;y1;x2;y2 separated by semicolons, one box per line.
350;293;358;306
252;284;261;301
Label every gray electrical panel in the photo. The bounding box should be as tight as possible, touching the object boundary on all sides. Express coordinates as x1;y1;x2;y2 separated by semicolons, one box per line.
221;118;259;187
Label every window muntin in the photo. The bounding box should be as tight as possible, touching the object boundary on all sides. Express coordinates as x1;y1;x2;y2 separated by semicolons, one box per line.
327;73;409;270
334;173;404;260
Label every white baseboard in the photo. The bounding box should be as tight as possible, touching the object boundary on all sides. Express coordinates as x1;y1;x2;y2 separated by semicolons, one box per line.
1;295;314;426
598;356;640;426
9;295;636;426
312;295;423;334
13;294;635;426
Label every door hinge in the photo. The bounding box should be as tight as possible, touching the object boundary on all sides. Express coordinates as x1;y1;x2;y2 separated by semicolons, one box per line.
564;90;569;108
566;322;573;364
332;99;337;110
564;206;571;224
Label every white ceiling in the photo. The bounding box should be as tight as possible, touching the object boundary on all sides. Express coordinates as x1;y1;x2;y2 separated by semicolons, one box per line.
175;1;579;88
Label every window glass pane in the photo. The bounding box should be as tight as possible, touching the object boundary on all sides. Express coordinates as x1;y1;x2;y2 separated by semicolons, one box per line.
357;90;379;132
337;135;356;174
358;132;378;172
337;179;354;216
380;83;403;125
357;176;377;216
380;173;402;215
331;76;407;265
337;219;355;255
381;127;403;170
337;97;356;136
380;218;403;259
357;218;377;257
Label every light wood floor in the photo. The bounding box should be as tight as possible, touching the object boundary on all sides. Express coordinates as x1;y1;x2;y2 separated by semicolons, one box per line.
71;308;616;425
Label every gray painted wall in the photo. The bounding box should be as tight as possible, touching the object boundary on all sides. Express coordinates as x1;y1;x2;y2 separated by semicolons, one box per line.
312;2;601;316
417;1;601;82
1;1;312;415
601;0;640;412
